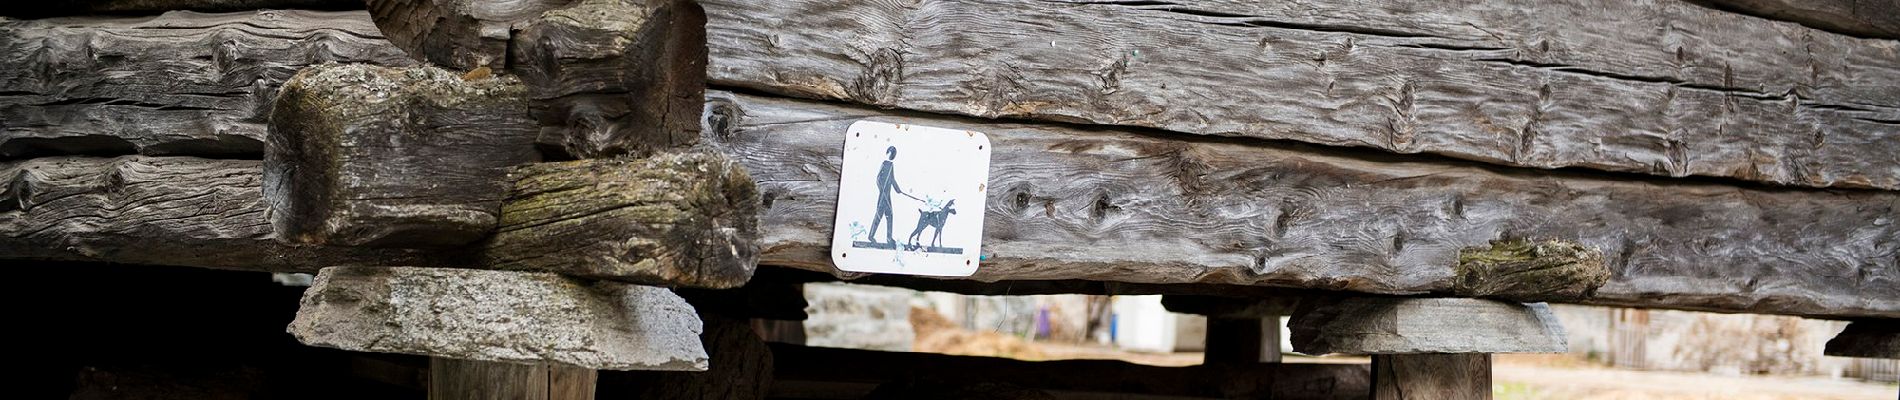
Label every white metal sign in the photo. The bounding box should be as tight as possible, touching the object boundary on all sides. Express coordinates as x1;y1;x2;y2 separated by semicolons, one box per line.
831;121;991;276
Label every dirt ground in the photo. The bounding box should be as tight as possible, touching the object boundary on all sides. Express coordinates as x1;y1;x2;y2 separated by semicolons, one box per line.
908;307;1899;399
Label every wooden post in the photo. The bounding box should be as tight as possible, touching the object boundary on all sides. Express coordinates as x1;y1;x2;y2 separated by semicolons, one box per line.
429;358;597;400
1205;317;1282;364
1371;354;1490;400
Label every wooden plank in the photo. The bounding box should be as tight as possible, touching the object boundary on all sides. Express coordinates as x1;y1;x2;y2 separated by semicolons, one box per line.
0;10;414;159
509;0;708;158
0;156;448;271
429;358;599;400
701;0;1900;190
1371;354;1491;400
1689;0;1900;40
482;152;761;288
769;342;1369;399
707;90;1900;320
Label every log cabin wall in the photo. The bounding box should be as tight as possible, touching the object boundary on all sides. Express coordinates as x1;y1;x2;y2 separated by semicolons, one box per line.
2;1;1897;319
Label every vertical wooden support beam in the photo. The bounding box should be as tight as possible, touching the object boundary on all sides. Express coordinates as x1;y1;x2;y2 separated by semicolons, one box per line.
428;358;597;400
1204;317;1282;364
1371;354;1490;400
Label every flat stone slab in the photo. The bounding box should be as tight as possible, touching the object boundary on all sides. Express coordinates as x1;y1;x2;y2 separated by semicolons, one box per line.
1289;298;1567;355
288;266;709;371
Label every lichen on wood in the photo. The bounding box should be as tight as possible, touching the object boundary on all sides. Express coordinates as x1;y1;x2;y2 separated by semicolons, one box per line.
483;151;760;288
1453;239;1610;301
264;63;539;248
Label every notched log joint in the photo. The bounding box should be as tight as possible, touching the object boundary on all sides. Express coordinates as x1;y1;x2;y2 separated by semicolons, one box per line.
1452;238;1609;301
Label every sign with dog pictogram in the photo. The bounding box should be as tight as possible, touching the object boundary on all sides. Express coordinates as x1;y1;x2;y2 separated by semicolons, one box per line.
831;121;991;276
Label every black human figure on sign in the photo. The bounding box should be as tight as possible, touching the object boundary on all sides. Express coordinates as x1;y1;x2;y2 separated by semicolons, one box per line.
867;146;905;245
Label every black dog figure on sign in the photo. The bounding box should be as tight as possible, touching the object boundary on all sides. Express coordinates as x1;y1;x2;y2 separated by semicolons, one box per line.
906;199;956;250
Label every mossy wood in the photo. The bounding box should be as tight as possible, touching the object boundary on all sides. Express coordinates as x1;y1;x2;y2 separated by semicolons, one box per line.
483;151;760;288
265;63;539;247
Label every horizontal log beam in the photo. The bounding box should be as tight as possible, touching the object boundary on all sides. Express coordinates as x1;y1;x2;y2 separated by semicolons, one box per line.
1688;0;1900;40
0;156;450;271
0;10;414;159
2;1;363;18
5;93;1896;319
707;90;1900;319
701;0;1900;189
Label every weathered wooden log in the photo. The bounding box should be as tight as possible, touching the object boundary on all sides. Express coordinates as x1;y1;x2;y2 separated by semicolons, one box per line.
1453;239;1609;301
601;314;773;399
706;91;1900;320
1163;295;1300;318
769;342;1370;399
1824;321;1900;359
429;358;596;400
511;0;708;158
1370;354;1491;400
483;151;760;288
701;0;1900;189
265;63;538;247
363;0;569;71
2;1;363;18
0;11;414;159
0;156;448;271
288;266;711;371
1287;298;1567;355
1689;0;1900;40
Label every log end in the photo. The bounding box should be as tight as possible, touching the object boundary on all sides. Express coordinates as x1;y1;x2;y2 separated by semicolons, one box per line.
1453;239;1609;301
265;63;537;248
488;151;761;288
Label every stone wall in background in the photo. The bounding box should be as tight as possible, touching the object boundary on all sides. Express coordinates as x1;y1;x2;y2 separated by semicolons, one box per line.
802;283;915;352
1550;304;1895;381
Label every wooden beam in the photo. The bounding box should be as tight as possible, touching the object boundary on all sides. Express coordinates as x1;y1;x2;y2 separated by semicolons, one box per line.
1287;298;1566;355
2;1;364;18
1687;0;1900;40
0;156;450;271
428;358;597;400
601;314;774;399
709;90;1900;320
288;266;711;371
700;0;1900;189
510;0;708;158
482;152;760;288
265;63;539;247
1164;295;1300;318
768;342;1369;399
1371;354;1491;400
0;11;414;159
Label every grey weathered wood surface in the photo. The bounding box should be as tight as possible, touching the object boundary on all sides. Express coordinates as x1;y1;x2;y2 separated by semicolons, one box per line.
363;0;573;71
289;266;711;371
483;152;761;288
1690;0;1900;40
1287;298;1566;355
1370;354;1492;400
511;0;708;159
0;156;448;271
265;63;539;247
2;1;362;18
0;10;414;159
705;91;1900;319
701;0;1900;190
428;358;596;400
